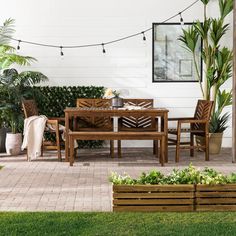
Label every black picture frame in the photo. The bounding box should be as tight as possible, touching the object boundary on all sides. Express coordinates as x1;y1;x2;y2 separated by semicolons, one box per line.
152;22;202;83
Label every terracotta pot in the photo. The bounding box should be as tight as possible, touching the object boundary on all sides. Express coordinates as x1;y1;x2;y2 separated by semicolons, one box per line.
5;133;22;156
196;133;223;155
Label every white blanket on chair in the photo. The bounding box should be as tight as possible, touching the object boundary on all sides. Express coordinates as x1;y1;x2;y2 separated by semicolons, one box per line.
21;115;47;160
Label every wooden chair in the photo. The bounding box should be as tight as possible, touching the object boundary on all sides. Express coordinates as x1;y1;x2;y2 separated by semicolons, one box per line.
22;99;63;161
168;100;214;162
117;99;158;158
76;98;114;157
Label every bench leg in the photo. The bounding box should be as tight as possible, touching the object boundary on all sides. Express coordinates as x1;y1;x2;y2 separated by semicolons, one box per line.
110;140;114;158
160;137;165;166
153;140;158;158
118;140;122;158
69;136;74;166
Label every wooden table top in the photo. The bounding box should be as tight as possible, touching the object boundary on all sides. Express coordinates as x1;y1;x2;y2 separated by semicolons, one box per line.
64;107;169;116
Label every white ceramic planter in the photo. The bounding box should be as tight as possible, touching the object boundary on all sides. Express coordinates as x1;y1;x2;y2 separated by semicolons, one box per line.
5;133;22;156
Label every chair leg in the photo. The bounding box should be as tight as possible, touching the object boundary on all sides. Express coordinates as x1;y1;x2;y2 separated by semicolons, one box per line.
160;137;165;166
118;140;122;158
110;140;114;158
55;130;61;162
69;136;74;166
27;148;29;161
190;133;194;157
153;140;158;156
41;142;44;157
205;133;209;161
175;124;181;162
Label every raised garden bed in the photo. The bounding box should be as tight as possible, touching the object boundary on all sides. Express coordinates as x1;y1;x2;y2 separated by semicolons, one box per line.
110;165;236;212
196;184;236;211
113;184;195;212
113;184;236;212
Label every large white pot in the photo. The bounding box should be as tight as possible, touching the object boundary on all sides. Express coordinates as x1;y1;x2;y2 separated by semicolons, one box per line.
5;133;22;156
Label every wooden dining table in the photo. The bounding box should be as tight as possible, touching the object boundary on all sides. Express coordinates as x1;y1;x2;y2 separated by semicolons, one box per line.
64;107;169;163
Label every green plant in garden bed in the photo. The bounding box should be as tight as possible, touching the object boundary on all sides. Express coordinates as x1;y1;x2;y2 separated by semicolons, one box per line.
109;164;235;185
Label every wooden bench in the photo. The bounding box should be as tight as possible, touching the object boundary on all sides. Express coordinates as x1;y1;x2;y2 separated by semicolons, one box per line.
68;131;166;166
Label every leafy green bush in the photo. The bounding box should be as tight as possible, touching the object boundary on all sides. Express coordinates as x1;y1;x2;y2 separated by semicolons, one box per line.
109;164;236;185
32;86;105;148
33;86;105;117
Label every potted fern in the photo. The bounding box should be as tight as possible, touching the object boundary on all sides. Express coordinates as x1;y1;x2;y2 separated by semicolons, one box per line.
179;0;233;154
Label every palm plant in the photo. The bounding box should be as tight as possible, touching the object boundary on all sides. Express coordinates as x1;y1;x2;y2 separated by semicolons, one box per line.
179;0;233;133
0;69;48;133
0;19;48;133
0;19;35;70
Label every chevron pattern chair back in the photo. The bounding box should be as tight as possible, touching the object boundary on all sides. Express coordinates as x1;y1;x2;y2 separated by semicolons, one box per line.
118;99;156;131
193;100;214;131
76;98;112;130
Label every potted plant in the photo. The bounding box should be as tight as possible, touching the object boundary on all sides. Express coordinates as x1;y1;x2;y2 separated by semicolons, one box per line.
179;0;233;154
0;69;48;155
0;19;48;155
104;88;124;107
0;18;37;153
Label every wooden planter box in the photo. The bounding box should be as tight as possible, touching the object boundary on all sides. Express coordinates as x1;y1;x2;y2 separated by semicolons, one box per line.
113;185;195;212
196;184;236;211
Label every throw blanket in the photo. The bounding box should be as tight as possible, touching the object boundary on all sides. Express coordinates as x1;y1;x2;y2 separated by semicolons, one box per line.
22;115;47;160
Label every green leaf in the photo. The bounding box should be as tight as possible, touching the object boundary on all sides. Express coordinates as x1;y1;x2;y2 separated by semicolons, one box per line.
178;25;199;53
0;18;15;45
201;0;210;5
210;19;229;47
219;0;233;19
209;112;230;133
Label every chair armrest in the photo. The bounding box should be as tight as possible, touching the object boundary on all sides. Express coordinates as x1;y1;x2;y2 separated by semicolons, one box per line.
168;117;194;121
47;119;59;125
178;119;208;124
47;117;65;122
46;119;60;132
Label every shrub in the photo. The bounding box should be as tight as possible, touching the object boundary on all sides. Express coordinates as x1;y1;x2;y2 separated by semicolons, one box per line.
109;164;235;185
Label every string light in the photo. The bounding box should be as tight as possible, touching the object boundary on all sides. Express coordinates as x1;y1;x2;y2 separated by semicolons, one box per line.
17;40;21;50
142;32;146;41
0;0;199;55
179;12;184;26
102;43;106;53
60;46;64;56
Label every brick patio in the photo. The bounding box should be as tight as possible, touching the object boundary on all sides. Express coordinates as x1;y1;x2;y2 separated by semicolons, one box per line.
0;148;235;212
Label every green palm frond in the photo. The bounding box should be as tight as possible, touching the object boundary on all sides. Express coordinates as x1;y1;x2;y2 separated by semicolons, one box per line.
0;18;15;44
209;112;230;133
0;52;36;70
18;71;48;86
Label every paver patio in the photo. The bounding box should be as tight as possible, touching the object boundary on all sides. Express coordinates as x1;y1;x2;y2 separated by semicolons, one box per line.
0;148;235;212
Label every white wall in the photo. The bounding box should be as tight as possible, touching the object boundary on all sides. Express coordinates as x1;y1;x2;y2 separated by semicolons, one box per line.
0;0;233;147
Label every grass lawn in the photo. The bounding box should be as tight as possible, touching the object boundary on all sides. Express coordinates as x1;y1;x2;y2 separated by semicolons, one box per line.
0;212;236;235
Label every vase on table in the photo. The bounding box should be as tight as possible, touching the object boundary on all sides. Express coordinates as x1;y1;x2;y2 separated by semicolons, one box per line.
111;96;124;108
